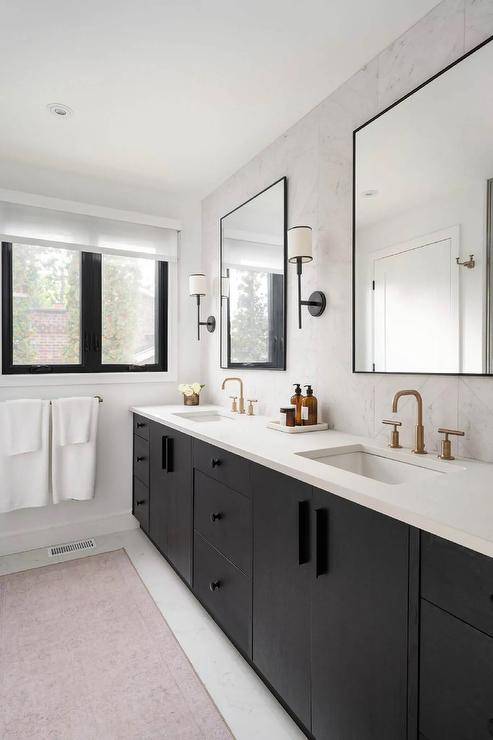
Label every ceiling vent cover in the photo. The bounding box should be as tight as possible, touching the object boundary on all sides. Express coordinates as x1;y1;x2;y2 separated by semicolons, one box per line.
48;538;96;557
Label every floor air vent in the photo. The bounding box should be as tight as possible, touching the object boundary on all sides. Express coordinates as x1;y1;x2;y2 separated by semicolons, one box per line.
48;538;96;557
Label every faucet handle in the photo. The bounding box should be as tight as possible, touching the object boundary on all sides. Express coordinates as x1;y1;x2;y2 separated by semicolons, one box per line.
229;396;238;413
382;419;402;449
247;399;258;416
437;428;464;461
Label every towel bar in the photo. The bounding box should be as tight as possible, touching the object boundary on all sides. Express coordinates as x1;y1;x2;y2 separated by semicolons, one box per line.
49;395;103;404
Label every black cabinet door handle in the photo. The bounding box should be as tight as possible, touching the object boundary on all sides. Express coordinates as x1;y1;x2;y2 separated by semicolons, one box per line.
136;422;146;429
210;512;223;522
136;456;146;462
298;500;310;565
211;458;221;468
136;499;146;506
161;436;173;472
209;580;221;592
315;507;329;577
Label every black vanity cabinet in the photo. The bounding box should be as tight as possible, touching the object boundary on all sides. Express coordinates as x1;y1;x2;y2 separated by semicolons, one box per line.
132;413;491;740
252;464;312;728
148;420;193;584
419;533;493;740
311;488;410;740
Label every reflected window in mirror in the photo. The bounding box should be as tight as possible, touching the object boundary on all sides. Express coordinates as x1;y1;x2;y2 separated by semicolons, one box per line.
353;36;493;376
220;177;286;369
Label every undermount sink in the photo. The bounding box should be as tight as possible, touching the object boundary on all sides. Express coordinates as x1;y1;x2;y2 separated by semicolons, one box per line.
296;444;465;485
172;410;234;423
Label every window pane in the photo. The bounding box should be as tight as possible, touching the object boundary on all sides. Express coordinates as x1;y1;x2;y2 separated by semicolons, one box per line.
102;254;157;365
12;243;81;365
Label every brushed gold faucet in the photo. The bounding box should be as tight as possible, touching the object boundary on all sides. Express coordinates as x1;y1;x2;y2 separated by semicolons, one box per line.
392;389;427;454
221;377;245;413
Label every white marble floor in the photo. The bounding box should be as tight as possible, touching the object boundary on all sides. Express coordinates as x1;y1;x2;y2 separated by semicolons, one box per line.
0;527;305;740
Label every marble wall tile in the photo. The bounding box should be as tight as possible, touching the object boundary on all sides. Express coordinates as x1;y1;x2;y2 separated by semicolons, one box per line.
377;0;465;110
458;377;493;461
465;0;493;50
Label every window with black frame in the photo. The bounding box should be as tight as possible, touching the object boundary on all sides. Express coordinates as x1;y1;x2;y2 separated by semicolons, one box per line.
1;241;168;374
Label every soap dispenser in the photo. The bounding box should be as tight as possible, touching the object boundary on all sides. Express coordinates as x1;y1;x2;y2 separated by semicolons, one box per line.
302;385;318;425
291;383;303;426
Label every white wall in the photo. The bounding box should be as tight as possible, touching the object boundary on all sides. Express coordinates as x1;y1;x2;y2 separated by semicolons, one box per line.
0;189;202;554
201;0;493;463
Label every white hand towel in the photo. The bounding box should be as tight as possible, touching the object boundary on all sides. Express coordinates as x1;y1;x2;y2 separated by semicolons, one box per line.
0;401;50;512
52;398;99;503
3;399;44;456
51;396;94;446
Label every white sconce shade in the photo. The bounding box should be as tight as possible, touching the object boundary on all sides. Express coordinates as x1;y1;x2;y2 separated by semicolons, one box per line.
288;226;313;263
221;275;230;298
189;273;207;296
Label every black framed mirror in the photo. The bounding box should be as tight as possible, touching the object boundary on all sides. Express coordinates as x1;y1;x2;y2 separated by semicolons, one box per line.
353;35;493;376
220;177;287;369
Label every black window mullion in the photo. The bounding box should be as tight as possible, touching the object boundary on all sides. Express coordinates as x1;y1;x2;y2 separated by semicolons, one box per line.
157;260;168;371
81;252;101;372
1;242;13;374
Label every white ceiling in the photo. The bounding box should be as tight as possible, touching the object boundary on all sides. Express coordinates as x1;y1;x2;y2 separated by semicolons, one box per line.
0;0;438;211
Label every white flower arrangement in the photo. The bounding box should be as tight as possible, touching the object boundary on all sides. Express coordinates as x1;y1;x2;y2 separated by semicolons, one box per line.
178;382;205;397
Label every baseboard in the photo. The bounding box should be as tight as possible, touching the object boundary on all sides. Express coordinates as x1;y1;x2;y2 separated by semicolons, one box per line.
0;511;139;557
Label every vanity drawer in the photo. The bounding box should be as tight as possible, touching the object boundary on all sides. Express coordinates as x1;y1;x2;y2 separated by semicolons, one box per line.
194;532;251;657
194;471;251;575
421;532;493;637
132;476;149;533
419;599;493;740
133;434;149;487
193;439;251;498
133;414;150;441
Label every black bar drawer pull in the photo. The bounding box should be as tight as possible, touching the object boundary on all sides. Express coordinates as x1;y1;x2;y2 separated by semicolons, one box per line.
210;512;223;523
209;580;221;592
298;500;310;565
136;499;146;506
136;456;146;463
161;436;173;472
211;458;221;468
315;507;329;577
136;422;146;429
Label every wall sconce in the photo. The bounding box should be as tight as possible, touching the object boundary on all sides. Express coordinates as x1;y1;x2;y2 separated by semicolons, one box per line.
288;226;326;329
221;271;230;301
189;273;216;340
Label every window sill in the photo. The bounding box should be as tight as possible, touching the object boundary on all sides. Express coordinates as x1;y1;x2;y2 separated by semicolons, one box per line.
0;371;177;387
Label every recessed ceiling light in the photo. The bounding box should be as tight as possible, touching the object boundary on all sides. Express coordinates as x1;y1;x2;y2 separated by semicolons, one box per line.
47;103;73;118
361;189;379;198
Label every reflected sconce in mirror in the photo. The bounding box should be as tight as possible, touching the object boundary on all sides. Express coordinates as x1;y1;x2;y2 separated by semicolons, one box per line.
288;226;326;329
221;272;230;301
189;273;216;340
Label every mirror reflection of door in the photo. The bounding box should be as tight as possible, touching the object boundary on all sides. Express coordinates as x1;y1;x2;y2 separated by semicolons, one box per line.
373;229;459;373
220;178;286;369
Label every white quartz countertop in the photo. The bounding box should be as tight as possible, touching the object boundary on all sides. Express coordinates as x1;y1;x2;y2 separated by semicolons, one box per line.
131;404;493;558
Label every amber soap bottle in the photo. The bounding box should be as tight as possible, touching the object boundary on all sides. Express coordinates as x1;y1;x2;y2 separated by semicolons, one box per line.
302;385;318;425
291;383;303;426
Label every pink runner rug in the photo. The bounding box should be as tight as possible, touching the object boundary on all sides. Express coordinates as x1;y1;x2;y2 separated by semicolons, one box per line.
0;549;233;739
